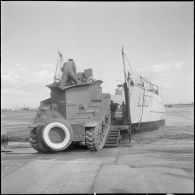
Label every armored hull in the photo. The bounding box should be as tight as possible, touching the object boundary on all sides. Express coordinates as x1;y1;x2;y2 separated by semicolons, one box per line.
29;49;165;153
29;80;111;153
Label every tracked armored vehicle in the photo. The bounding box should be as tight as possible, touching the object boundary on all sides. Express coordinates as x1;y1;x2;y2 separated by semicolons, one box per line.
29;48;164;153
29;62;111;153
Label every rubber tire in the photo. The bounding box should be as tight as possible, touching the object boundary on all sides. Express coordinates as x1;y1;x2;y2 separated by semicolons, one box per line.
85;127;99;151
29;121;73;153
29;127;50;153
86;110;111;151
42;122;72;151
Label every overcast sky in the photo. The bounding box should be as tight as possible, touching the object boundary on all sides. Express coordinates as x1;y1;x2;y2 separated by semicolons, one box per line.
1;1;194;108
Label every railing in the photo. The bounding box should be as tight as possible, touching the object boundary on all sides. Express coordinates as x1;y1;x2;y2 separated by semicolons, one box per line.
139;76;159;95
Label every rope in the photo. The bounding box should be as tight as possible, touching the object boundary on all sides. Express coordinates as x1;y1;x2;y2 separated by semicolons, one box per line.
135;88;145;130
124;53;134;74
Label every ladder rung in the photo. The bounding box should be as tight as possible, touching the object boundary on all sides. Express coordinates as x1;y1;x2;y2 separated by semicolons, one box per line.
108;131;119;134
106;140;117;143
108;133;118;135
107;137;118;140
107;136;118;138
109;129;119;131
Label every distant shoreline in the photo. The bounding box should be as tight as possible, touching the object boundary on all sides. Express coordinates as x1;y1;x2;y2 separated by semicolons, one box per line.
1;103;194;111
165;103;194;107
1;108;38;111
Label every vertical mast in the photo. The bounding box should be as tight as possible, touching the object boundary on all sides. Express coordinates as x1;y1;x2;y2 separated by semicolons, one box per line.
122;47;127;83
121;47;132;134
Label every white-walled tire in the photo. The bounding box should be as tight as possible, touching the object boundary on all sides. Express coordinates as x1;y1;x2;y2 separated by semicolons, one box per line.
29;121;73;153
42;122;72;151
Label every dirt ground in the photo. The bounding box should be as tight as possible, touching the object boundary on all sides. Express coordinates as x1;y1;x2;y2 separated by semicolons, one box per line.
1;107;194;193
1;137;194;194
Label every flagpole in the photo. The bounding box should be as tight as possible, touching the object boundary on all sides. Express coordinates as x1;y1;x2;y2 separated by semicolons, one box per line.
54;51;63;83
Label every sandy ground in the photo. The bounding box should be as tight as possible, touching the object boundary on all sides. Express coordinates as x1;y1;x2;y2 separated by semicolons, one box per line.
1;137;194;194
1;107;194;193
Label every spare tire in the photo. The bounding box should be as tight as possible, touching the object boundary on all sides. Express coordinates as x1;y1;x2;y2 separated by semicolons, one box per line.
30;121;73;153
42;122;73;151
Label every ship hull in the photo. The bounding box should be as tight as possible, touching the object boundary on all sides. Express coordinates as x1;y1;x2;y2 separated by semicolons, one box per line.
112;82;165;131
129;86;165;124
131;119;165;132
